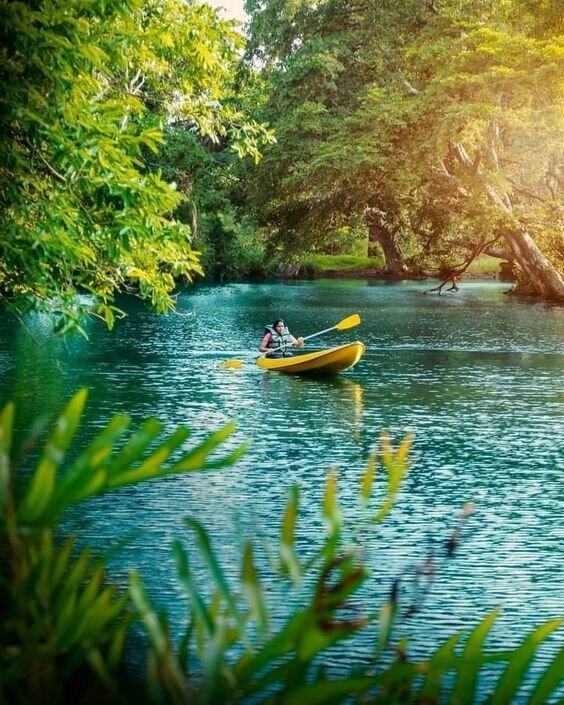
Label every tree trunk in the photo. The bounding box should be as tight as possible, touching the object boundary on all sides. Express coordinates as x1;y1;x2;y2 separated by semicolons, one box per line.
500;224;564;300
365;207;406;275
451;143;564;301
481;182;564;300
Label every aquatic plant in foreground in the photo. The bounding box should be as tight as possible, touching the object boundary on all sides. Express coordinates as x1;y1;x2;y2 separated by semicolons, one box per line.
0;391;562;704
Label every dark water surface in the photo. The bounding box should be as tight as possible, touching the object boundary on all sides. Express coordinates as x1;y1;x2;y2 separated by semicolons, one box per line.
1;280;563;696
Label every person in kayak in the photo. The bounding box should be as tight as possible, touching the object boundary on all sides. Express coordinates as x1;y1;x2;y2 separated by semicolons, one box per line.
259;319;304;358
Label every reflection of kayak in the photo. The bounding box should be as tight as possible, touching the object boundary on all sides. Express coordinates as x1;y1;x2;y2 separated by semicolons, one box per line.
256;341;365;375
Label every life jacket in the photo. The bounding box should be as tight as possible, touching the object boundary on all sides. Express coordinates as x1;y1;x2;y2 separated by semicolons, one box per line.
264;325;294;356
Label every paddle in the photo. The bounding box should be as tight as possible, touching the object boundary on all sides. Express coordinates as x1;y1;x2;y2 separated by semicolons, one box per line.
222;313;361;368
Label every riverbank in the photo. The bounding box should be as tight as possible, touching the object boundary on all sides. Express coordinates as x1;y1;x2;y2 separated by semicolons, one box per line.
310;267;500;281
294;253;510;282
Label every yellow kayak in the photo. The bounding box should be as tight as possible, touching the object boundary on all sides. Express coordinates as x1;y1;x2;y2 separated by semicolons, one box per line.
256;341;365;375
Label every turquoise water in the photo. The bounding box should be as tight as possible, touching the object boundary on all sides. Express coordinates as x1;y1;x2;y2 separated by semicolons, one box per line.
1;280;563;694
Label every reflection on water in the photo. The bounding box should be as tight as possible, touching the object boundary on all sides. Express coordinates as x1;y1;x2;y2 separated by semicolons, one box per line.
0;280;563;691
253;373;365;448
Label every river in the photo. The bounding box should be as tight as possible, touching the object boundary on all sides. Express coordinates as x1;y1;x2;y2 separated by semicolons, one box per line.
1;279;563;695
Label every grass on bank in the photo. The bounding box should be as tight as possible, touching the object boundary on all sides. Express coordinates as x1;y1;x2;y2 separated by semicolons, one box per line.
301;254;386;273
465;254;502;274
302;253;503;275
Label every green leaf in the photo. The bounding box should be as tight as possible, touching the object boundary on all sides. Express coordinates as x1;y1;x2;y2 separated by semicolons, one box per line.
107;427;189;487
79;43;109;65
378;652;419;699
185;518;240;623
108;619;131;670
177;617;195;675
322;468;342;536
281;675;378;705
51;536;76;588
528;643;564;704
451;609;500;703
234;612;309;684
173;540;215;636
0;402;14;508
491;619;564;705
105;417;162;478
298;623;358;662
45;411;127;518
396;430;414;463
374;430;413;522
87;648;116;690
19;389;88;523
242;541;268;634
129;570;167;655
280;485;301;583
77;587;121;643
54;591;79;647
418;633;462;700
54;547;91;614
75;564;105;614
376;599;399;657
170;422;242;472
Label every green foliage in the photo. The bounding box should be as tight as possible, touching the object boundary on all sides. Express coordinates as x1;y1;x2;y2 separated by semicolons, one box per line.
0;0;274;333
240;0;563;292
11;389;247;530
199;211;269;281
0;390;245;703
401;7;564;291
1;393;563;704
241;0;435;265
136;432;564;704
0;1;183;331
1;0;562;317
149;99;275;281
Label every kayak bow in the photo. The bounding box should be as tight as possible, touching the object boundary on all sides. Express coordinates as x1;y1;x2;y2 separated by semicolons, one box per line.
256;341;365;375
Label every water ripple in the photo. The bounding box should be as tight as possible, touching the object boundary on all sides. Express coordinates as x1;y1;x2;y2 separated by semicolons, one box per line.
0;280;562;697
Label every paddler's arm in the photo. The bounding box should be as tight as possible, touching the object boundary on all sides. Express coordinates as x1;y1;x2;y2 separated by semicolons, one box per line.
259;331;273;354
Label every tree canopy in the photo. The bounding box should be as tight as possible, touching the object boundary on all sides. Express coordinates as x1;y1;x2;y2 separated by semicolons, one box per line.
0;0;272;333
1;0;563;331
241;0;564;297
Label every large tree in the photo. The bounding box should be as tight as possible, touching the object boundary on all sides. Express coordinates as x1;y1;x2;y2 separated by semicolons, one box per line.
242;0;564;298
402;0;564;299
0;0;271;333
241;0;447;274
